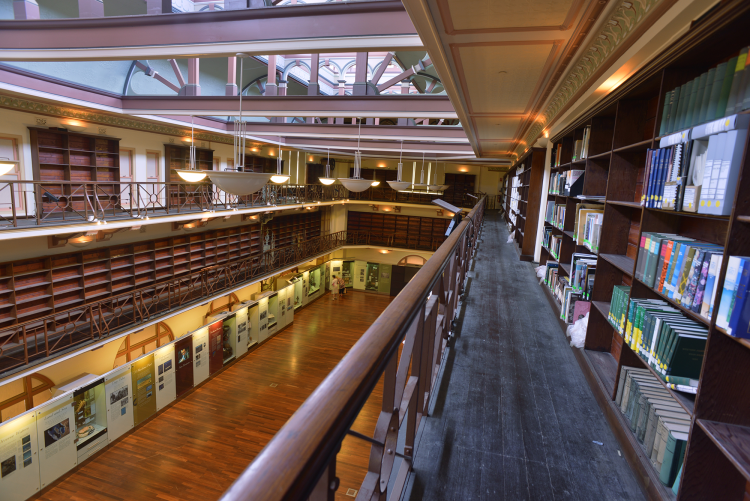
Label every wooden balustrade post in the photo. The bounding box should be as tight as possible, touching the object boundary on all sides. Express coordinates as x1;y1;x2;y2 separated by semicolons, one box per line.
21;325;28;365
307;460;338;501
417;297;435;416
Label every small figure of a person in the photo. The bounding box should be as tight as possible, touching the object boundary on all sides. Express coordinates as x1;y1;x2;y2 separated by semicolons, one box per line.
331;274;340;300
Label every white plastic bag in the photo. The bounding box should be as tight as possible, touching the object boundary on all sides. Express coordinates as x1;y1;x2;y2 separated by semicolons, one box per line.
535;265;546;284
567;312;589;348
507;234;514;244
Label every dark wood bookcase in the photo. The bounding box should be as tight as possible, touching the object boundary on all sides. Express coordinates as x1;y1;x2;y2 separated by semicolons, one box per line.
504;147;546;261
442;173;476;208
538;3;750;499
29;127;121;215
347;212;450;250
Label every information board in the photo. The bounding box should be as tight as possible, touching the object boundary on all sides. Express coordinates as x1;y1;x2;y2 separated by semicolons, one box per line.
192;327;210;386
104;365;134;443
235;307;249;358
0;410;40;501
131;354;157;426
208;320;224;375
174;335;194;397
36;394;76;488
154;344;176;411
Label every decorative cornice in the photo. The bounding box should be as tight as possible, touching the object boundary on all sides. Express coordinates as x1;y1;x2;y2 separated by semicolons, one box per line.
0;94;234;145
514;0;662;158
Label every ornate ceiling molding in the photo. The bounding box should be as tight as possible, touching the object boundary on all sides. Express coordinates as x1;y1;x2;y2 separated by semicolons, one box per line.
514;0;669;159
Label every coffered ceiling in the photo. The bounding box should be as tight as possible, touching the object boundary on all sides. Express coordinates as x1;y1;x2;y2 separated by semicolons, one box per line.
403;0;617;160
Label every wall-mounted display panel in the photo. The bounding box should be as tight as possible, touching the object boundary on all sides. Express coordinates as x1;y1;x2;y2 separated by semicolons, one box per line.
174;336;194;398
366;263;380;291
267;294;278;336
222;315;237;365
0;410;40;501
378;264;392;294
104;365;134;444
36;394;76;489
207;321;224;376
131;355;157;426
192;327;210;386
292;276;303;309
258;297;269;343
234;307;249;357
248;304;259;348
72;378;107;462
154;344;176;411
308;267;321;296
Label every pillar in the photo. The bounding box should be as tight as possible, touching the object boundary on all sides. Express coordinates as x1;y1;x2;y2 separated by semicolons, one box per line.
181;58;201;96
78;0;103;18
13;0;39;19
308;54;320;96
145;0;171;14
226;57;238;96
265;55;278;96
225;0;265;8
353;52;369;96
397;80;411;126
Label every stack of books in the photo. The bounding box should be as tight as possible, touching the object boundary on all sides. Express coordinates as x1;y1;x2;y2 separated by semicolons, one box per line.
616;367;690;489
572;126;591;161
635;233;723;320
551;204;566;229
658;46;750;136
623;299;707;393
716;255;750;338
571;252;597;299
609;285;631;333
582;212;603;253
549;171;563;195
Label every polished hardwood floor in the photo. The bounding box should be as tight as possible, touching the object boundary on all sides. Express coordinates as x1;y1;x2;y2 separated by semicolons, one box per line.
32;291;393;501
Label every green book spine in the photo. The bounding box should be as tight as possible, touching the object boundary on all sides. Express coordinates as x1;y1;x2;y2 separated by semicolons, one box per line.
715;56;738;119
672;463;683;495
735;52;750;112
706;62;728;120
674;82;691;131
676;248;697;301
666;88;680;133
699;67;717;122
725;48;748;115
659;91;672;136
665;375;698;387
689;72;708;127
684;77;700;128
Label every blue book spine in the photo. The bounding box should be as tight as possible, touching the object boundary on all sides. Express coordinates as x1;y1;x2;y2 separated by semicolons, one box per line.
654;149;666;209
717;257;742;329
659;147;674;209
728;259;750;336
647;149;660;209
668;245;688;299
644;150;656;209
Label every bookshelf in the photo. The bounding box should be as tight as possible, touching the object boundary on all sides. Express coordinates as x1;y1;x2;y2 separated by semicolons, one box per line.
265;211;322;249
442;173;476;208
536;3;750;500
346;212;450;250
504;147;546;261
165;143;214;181
29;127;121;216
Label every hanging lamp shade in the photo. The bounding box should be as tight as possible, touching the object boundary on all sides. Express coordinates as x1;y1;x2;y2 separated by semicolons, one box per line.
387;160;411;191
319;149;336;185
176;116;208;182
208;171;274;195
338;123;373;192
271;150;289;183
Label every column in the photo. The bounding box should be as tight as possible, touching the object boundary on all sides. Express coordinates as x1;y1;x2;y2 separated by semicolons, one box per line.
13;0;39;19
226;0;266;8
78;0;104;17
308;53;320;96
397;80;411;126
182;58;200;96
226;57;238;96
146;0;171;14
266;55;278;96
352;52;369;96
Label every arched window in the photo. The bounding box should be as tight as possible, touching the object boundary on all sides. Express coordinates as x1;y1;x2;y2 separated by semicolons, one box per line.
398;255;427;266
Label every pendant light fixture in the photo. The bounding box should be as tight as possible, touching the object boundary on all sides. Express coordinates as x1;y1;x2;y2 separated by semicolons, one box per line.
371;169;380;187
271;148;290;183
428;155;440;192
412;152;428;190
175;116;208;182
387;141;411;191
338;119;374;192
205;53;274;195
319;148;335;185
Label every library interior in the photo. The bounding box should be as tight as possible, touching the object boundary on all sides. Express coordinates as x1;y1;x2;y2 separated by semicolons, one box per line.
0;0;748;500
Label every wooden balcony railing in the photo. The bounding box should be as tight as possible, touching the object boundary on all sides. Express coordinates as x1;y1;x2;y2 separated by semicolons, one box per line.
220;197;485;501
0;180;484;230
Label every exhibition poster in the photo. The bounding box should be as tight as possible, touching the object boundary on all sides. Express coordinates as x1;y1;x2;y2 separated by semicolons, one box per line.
154;344;177;411
192;327;210;386
35;394;76;488
235;307;249;358
174;335;194;397
0;410;41;501
258;297;269;343
208;320;224;375
222;315;237;365
131;355;157;426
104;365;134;443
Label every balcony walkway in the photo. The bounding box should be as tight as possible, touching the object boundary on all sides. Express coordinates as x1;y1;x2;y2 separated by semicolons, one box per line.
30;291;392;501
406;212;645;500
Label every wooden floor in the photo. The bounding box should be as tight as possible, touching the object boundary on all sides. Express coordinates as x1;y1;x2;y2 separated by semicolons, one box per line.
407;212;646;501
32;291;393;501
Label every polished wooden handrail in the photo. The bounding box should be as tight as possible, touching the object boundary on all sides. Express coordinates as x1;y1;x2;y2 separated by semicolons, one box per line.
221;197;485;501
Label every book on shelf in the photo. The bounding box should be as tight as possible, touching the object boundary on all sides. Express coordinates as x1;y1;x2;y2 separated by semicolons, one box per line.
658;47;750;137
573;205;604;247
572;126;591;161
615;366;690;488
716;256;750;337
570;253;596;299
582;212;603;253
609;285;631;334
545;201;555;223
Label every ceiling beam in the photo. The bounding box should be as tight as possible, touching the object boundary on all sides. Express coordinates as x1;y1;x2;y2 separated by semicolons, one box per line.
0;1;422;61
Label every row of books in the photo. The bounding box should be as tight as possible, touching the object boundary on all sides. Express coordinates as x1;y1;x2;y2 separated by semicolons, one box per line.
623;298;707;392
635;233;723;321
543;262;591;324
572;126;591;162
608;285;631;332
581;211;603;254
508;176;521;227
658;47;750;136
616;366;688;490
545;202;566;229
649;111;749;216
570;252;597;299
717;255;750;337
548;169;584;196
542;229;562;259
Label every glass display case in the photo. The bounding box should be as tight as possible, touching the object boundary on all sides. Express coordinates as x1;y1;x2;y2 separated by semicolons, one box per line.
268;293;278;328
342;261;353;287
366;262;379;291
308;267;321;296
72;379;107;449
292;275;303;309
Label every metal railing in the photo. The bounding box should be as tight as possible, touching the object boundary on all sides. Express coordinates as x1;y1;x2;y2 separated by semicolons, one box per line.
220;197;485;501
0;180;482;230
